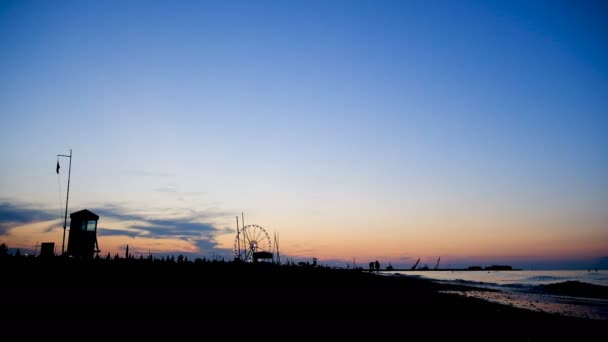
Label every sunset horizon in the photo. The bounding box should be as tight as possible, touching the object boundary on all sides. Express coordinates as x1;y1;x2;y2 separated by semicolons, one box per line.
1;0;607;271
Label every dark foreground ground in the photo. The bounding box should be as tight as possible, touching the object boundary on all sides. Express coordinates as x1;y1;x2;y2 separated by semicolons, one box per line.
2;258;606;340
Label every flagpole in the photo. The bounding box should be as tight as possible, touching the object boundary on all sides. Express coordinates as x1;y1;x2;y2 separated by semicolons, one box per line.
57;149;72;255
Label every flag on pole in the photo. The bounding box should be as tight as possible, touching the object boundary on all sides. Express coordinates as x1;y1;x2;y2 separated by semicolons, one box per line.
56;161;60;174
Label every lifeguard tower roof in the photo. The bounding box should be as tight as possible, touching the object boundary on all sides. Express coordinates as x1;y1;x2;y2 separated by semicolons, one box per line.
70;209;99;221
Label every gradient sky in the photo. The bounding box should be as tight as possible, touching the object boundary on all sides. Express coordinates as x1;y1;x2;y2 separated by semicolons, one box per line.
1;0;607;269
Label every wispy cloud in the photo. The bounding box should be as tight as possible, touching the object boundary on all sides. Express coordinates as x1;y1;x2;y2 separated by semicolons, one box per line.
0;202;56;235
154;185;178;194
91;205;235;254
0;201;234;257
154;183;205;200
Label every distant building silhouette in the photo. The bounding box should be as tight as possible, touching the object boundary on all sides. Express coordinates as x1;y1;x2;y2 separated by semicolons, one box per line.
40;242;55;258
66;209;100;258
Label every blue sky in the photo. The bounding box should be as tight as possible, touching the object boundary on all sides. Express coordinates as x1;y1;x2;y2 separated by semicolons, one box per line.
1;0;607;268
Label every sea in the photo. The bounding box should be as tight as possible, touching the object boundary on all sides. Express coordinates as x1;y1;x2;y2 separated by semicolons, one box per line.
383;270;608;320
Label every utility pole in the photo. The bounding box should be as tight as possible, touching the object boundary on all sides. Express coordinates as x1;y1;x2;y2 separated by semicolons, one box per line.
274;231;280;265
241;212;248;261
57;149;72;255
236;216;240;260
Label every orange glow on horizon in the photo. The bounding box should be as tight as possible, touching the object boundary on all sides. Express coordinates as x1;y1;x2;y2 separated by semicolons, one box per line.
2;216;606;264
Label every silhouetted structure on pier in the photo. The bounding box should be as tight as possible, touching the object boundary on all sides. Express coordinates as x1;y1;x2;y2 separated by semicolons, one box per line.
253;251;273;263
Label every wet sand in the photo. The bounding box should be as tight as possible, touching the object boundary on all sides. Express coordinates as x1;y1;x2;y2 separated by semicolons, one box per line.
441;289;608;320
2;259;606;339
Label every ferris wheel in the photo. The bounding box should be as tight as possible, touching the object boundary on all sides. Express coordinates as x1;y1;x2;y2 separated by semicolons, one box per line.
234;224;272;262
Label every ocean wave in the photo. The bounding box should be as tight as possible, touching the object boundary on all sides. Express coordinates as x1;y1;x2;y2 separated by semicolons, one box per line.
442;279;546;295
541;280;608;299
522;275;567;282
443;279;501;287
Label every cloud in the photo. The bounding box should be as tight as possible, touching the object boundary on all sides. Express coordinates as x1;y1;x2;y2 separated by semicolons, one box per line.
94;205;233;236
94;204;228;223
154;183;205;198
154;185;178;194
97;227;141;238
93;204;235;256
0;202;56;235
92;205;144;222
0;201;235;258
132;220;216;237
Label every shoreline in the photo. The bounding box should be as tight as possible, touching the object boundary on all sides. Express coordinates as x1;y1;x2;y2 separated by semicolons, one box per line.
385;269;608;320
381;268;523;271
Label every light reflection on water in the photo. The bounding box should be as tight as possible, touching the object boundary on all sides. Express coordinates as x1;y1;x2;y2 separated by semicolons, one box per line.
385;270;608;287
382;270;608;320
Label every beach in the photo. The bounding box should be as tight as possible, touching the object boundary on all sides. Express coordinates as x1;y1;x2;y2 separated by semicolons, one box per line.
2;258;606;339
3;2;607;339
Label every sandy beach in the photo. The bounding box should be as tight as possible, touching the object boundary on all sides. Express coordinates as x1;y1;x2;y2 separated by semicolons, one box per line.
2;258;606;339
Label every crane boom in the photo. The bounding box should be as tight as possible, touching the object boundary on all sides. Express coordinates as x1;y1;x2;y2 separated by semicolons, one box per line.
434;257;441;270
411;258;420;270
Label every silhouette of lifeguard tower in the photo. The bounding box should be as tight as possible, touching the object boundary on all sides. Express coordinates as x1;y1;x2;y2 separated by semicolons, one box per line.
66;209;100;258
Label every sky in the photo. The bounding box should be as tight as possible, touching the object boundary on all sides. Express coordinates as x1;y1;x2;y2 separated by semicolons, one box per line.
1;0;607;269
